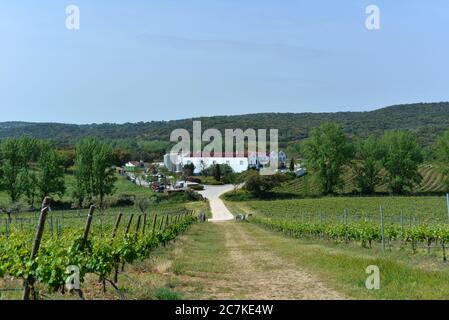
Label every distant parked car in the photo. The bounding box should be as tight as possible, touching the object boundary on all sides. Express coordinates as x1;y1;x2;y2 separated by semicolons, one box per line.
295;167;307;177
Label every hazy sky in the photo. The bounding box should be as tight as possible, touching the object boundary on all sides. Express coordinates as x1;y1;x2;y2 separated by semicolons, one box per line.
1;1;448;124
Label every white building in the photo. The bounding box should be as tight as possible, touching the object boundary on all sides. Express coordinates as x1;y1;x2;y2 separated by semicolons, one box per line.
164;151;287;174
248;151;287;169
164;153;248;174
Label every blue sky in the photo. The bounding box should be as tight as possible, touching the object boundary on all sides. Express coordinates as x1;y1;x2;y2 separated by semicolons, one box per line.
1;0;448;124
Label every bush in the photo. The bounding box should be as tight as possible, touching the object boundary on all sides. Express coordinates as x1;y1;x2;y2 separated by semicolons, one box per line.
184;189;203;201
243;172;288;197
189;184;205;191
222;190;256;202
50;199;73;210
186;177;202;184
114;194;136;207
204;180;224;186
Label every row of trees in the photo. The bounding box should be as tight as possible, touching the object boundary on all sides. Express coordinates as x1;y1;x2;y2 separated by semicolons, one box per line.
304;123;449;195
0;136;116;209
73;137;117;208
0;136;65;207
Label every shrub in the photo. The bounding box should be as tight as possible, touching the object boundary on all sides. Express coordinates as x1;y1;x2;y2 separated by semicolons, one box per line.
184;189;203;201
153;287;182;300
186;177;202;184
243;172;288;197
189;184;205;191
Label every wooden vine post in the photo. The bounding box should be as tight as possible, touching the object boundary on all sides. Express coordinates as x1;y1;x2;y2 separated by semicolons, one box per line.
125;214;134;234
121;214;134;271
142;213;147;235
111;212;123;241
151;214;158;236
23;197;51;300
380;206;385;252
158;215;163;232
111;212;123;283
135;215;142;236
81;205;95;250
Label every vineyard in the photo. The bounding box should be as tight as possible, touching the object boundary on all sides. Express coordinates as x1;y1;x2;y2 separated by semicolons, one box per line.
0;199;197;300
246;196;449;262
275;164;447;196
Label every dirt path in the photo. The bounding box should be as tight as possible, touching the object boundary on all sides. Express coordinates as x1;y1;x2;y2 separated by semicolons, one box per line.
114;190;346;300
220;222;345;299
199;185;235;221
184;187;345;299
142;221;346;300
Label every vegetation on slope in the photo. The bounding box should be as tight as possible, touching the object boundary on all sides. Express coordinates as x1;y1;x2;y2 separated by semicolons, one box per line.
1;102;448;151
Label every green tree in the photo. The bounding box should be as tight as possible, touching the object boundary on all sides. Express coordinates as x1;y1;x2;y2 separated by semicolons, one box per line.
381;130;423;194
74;138;116;207
74;138;96;204
182;163;195;178
0;136;37;202
286;141;303;159
243;171;288;197
212;163;222;182
21;172;38;207
37;145;66;199
352;136;383;194
220;165;235;184
289;157;295;172
208;163;233;182
435;129;449;192
303;123;353;194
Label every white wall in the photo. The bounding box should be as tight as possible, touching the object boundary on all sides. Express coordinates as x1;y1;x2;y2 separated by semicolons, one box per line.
182;157;248;174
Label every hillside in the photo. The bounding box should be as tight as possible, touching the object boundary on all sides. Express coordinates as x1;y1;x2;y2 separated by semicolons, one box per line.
273;164;447;196
1;102;448;148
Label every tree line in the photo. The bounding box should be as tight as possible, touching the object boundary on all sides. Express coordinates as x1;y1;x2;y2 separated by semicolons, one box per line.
1;103;449;158
303;123;449;195
0;136;116;210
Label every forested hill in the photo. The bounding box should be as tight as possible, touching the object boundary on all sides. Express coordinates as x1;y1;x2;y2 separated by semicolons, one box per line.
1;102;449;147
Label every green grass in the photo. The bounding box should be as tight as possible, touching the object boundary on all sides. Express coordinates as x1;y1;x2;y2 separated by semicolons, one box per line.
88;222;230;300
240;222;449;299
122;219;449;300
225;196;449;299
152;287;183;300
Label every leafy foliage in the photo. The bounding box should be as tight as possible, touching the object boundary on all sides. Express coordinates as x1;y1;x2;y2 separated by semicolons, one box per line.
243;171;288;197
304;123;353;194
352;136;383;194
74;138;117;207
37;144;66;199
1;102;449;156
0;213;196;295
381;130;423;194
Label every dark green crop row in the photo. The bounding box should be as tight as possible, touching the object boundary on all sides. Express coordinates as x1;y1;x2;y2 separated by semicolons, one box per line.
250;216;449;260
